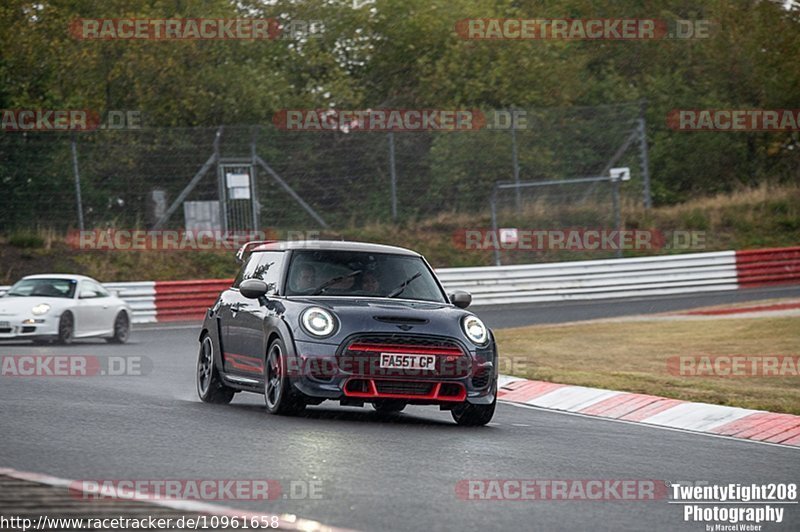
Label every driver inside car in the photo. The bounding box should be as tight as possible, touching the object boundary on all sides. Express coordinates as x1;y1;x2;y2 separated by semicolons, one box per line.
293;264;317;292
361;272;381;294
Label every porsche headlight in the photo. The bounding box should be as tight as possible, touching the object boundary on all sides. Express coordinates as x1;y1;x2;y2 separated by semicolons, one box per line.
462;315;488;345
301;307;336;337
31;303;51;316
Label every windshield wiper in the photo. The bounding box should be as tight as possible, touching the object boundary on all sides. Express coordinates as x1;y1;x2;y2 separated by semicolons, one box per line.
312;270;362;295
387;272;422;298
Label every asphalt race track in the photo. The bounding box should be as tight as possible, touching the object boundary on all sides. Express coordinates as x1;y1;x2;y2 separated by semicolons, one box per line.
1;291;799;531
478;285;800;329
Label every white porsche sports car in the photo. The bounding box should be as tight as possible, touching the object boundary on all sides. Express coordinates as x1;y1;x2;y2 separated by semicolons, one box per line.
0;274;132;344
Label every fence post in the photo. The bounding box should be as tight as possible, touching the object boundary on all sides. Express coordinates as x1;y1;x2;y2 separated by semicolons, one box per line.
611;176;622;258
250;126;260;231
70;133;85;231
214;128;226;233
639;100;652;209
388;132;398;222
511;125;521;213
490;185;501;266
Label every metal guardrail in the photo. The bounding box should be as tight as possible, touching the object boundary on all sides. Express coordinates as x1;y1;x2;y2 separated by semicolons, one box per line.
1;247;798;323
154;279;232;322
437;250;740;305
104;281;156;323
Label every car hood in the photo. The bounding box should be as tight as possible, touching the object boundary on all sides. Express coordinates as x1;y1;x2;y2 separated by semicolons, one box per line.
290;296;463;317
286;296;482;348
0;296;72;315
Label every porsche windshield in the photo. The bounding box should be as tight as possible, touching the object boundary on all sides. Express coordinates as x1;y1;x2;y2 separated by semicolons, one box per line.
285;250;446;303
5;278;77;298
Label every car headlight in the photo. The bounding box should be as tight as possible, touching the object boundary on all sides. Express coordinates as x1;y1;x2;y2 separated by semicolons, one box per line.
462;315;488;345
301;307;336;337
31;303;51;316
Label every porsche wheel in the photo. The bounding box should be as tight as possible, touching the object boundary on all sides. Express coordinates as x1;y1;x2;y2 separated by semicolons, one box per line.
57;312;74;345
107;311;130;344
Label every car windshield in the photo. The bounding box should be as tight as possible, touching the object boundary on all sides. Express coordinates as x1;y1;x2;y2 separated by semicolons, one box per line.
285;250;446;303
5;278;77;299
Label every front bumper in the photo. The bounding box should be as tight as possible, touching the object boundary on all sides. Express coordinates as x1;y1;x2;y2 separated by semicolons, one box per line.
0;316;59;340
289;335;497;405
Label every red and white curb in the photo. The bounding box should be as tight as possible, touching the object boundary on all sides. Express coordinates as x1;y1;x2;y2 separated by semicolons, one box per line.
497;375;800;447
0;468;355;532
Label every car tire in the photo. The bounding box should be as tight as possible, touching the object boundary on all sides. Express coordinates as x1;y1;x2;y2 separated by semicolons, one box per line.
264;338;306;416
57;312;74;345
451;395;496;426
197;335;235;404
372;400;406;414
106;311;130;344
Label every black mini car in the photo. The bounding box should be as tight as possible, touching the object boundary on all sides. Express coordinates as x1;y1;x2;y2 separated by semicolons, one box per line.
197;240;497;425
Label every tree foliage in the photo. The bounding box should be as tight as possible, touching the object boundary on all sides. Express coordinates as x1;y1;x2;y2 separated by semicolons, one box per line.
1;0;798;229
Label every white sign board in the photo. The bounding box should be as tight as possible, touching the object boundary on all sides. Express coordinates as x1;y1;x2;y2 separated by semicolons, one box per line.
610;167;631;181
226;173;251;189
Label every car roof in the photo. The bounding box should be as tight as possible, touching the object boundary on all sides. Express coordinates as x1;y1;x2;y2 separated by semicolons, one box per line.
252;240;421;257
21;274;95;282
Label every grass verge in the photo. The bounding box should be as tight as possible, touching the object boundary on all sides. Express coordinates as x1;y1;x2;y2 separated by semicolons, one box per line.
1;183;798;282
495;316;800;415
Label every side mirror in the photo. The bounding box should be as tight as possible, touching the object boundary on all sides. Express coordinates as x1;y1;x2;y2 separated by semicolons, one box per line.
240;279;268;299
79;291;94;299
449;290;472;309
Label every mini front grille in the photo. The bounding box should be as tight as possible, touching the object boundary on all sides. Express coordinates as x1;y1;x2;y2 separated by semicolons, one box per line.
340;334;469;378
374;380;434;396
345;334;462;350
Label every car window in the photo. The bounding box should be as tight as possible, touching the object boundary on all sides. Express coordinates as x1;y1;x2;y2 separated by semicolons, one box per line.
5;278;77;299
285;250;446;302
80;280;109;299
233;251;284;295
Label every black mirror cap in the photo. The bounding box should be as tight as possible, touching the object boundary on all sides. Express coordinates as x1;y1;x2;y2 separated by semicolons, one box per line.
449;290;472;309
240;279;268;299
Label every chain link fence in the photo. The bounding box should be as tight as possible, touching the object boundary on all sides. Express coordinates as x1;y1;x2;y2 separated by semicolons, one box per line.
0;103;649;242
